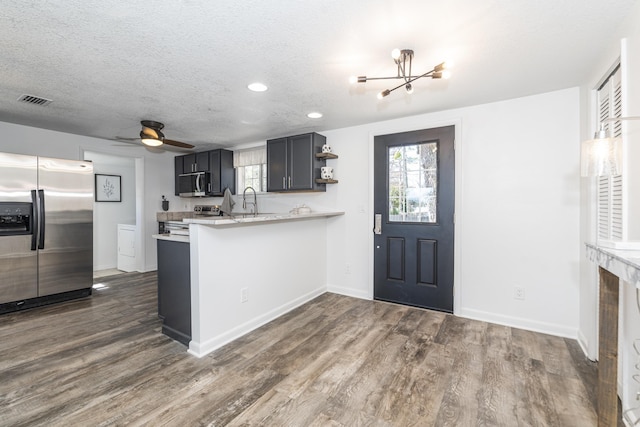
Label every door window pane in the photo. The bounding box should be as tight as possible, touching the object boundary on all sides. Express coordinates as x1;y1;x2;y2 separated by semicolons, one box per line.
388;142;437;223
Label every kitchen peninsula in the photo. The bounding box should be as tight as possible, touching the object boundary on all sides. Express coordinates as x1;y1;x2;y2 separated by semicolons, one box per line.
154;211;343;358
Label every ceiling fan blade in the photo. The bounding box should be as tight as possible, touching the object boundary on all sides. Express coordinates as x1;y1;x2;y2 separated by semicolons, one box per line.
115;136;141;141
163;139;195;149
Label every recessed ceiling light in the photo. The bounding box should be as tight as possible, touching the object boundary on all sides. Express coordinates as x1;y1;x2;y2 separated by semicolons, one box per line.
248;82;268;92
307;112;323;119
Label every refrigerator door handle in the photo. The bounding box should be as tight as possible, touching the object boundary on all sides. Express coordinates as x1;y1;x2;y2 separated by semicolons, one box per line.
31;190;38;250
37;189;45;249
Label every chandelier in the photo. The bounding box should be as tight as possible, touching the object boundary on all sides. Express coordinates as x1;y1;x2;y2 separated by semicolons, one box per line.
350;49;451;99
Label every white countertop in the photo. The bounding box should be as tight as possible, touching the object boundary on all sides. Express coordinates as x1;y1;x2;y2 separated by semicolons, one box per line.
152;233;190;243
585;243;640;287
153;211;343;242
183;211;344;226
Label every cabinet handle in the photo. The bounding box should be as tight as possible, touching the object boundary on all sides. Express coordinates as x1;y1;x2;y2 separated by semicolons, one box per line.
282;177;286;189
208;182;211;193
288;176;291;188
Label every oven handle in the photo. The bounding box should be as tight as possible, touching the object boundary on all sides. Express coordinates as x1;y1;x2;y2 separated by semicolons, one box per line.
195;173;202;194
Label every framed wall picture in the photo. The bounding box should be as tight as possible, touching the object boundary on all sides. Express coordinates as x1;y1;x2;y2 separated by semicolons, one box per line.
95;174;121;202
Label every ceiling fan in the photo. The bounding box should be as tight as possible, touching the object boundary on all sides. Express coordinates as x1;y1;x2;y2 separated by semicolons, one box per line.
116;120;195;149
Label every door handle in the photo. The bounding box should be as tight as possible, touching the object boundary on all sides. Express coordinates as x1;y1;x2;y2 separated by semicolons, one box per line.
38;189;45;249
30;190;38;250
373;214;382;235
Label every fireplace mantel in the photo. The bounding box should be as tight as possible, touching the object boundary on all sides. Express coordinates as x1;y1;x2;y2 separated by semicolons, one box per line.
586;243;640;426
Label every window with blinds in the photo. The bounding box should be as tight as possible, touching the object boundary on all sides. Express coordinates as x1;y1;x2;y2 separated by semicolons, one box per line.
234;146;267;193
597;66;623;241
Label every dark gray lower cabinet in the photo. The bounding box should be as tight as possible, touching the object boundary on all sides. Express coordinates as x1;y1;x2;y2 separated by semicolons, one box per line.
157;239;191;345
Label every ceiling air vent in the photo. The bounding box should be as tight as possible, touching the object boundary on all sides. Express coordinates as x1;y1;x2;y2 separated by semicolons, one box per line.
17;94;53;107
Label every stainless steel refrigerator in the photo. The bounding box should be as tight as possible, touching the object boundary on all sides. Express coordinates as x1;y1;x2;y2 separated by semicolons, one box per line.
0;152;93;313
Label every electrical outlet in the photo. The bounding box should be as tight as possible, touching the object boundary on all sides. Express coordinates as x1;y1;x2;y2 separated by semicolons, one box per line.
514;286;525;300
345;263;352;274
240;288;248;303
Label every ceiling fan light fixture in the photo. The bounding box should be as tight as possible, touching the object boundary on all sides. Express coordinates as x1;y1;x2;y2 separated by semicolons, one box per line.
140;137;163;147
140;131;163;147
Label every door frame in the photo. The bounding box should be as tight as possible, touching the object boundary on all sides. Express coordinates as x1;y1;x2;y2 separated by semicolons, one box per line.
367;118;463;315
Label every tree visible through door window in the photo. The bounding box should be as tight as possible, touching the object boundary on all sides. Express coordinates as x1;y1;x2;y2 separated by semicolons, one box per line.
388;142;437;223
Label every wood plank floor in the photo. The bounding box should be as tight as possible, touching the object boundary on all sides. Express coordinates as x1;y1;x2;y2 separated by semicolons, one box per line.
0;272;603;426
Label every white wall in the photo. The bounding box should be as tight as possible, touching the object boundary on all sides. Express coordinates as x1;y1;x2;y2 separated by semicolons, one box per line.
84;152;136;271
0;88;584;341
189;219;327;357
0;120;177;272
324;88;582;338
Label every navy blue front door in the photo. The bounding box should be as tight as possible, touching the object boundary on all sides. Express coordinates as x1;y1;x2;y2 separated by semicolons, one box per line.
373;126;455;312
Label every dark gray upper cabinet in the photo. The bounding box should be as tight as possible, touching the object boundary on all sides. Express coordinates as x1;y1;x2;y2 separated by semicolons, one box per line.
182;152;210;173
266;137;288;191
174;156;184;196
266;132;326;192
174;149;235;197
208;149;235;196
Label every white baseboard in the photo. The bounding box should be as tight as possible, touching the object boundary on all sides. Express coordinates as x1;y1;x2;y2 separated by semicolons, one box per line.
576;329;596;361
326;284;371;300
93;263;116;272
188;286;326;358
624;409;639;427
457;307;578;339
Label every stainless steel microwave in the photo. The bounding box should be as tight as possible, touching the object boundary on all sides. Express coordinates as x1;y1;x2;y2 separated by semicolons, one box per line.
178;171;210;197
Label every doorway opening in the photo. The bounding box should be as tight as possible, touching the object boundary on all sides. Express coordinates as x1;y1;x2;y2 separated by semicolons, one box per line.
84;151;143;278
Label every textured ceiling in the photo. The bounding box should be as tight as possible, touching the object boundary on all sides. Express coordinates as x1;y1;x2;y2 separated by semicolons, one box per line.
0;0;635;151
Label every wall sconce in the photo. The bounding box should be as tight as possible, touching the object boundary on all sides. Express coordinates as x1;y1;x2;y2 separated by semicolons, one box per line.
581;116;640;176
350;49;452;99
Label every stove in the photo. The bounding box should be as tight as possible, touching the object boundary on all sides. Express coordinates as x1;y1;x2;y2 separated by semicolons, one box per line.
194;205;222;216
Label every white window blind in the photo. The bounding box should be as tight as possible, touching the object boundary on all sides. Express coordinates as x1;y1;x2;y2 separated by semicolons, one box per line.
597;66;623;241
234;146;267;192
233;146;266;167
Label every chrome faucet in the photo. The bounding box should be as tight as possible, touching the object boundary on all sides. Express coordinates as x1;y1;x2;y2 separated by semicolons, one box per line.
242;186;258;216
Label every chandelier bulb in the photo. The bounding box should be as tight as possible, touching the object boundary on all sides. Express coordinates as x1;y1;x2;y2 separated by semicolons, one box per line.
391;48;401;60
349;76;357;84
377;89;391;100
434;62;447;72
442;70;452;79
